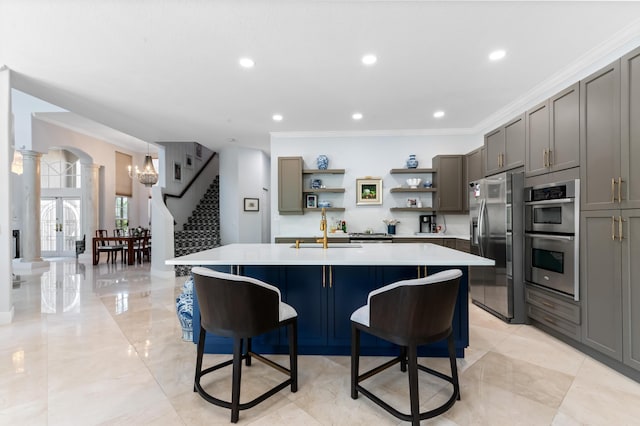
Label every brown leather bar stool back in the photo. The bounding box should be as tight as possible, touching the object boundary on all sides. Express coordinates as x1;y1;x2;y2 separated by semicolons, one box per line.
350;269;463;425
191;267;298;423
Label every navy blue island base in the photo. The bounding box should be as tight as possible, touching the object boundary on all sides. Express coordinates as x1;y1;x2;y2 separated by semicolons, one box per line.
192;264;469;358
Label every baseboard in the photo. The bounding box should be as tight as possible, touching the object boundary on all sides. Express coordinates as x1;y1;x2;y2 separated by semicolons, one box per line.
150;268;176;279
12;259;50;270
0;306;15;325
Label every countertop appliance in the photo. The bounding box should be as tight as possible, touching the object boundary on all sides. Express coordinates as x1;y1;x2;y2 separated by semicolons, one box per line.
349;233;393;243
469;171;526;323
524;180;579;300
419;214;435;234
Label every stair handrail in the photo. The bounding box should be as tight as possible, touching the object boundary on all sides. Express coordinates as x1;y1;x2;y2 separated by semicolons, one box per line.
163;152;217;205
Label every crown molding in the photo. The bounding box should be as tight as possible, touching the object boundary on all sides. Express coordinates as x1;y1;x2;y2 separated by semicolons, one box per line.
271;127;477;139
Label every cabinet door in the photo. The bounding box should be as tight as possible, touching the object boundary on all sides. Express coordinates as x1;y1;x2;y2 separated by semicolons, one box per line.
284;265;328;347
580;61;621;211
327;266;378;347
550;82;580;173
622;210;640;371
466;147;484;183
433;155;463;212
621;47;640;209
525;101;550;177
581;210;623;361
278;157;303;214
504;113;526;171
485;128;504;176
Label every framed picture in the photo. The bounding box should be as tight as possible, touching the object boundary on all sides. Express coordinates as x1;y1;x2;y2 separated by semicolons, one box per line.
306;194;318;208
244;197;259;211
356;177;383;205
173;161;182;182
195;143;203;159
185;154;193;169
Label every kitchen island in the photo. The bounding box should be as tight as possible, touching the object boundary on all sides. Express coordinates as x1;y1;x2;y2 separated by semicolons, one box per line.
167;243;493;357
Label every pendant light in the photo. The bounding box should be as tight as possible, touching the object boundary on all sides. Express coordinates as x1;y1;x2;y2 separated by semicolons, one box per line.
128;144;158;187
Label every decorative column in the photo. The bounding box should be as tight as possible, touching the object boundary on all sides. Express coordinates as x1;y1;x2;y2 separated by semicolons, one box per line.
81;163;100;251
20;150;45;263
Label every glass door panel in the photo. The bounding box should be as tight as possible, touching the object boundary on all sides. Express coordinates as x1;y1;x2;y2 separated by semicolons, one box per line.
41;197;81;257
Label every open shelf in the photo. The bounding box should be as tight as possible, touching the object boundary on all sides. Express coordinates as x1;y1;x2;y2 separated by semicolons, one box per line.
390;187;436;193
303;169;345;174
389;207;436;212
303;188;345;193
389;168;436;174
304;207;345;212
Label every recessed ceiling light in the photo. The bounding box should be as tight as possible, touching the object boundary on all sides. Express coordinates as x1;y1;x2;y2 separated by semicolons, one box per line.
272;114;283;122
352;113;363;120
489;50;506;61
239;57;255;68
433;111;445;118
362;54;377;66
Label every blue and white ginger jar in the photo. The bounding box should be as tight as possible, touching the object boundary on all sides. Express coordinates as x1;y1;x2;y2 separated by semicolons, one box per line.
176;275;194;342
317;155;329;170
406;154;419;169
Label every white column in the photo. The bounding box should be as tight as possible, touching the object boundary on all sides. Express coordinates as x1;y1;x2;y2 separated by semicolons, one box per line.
19;150;46;264
80;163;99;255
0;66;15;324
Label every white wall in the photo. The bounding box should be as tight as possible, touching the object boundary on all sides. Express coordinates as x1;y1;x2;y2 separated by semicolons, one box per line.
11;89;65;150
270;134;483;238
219;146;270;244
31;118;149;231
0;66;15;323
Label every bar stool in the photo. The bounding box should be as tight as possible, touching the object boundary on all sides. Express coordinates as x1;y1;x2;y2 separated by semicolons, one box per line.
191;267;298;423
350;269;463;425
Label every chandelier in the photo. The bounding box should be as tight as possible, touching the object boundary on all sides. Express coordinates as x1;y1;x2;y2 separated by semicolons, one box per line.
128;145;158;187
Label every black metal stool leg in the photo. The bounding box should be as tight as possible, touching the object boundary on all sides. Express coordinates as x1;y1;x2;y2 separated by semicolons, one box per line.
400;346;407;372
448;333;461;400
245;337;252;366
194;326;206;392
407;344;420;426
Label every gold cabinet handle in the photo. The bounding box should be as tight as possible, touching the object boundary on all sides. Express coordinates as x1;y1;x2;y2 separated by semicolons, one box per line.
543;316;557;325
417;266;421;278
423;266;428;277
619;216;624;242
542;300;555;309
543;149;547;168
329;265;333;288
547;149;552;167
611;178;616;203
322;265;326;288
612;216;617;240
618;177;623;203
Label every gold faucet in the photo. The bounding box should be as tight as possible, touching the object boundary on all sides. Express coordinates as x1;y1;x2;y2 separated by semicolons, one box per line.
316;207;329;249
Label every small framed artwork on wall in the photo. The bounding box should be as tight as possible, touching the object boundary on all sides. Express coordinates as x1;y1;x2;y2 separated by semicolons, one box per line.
174;162;182;182
244;197;259;212
356;177;383;205
306;194;318;208
185;154;193;169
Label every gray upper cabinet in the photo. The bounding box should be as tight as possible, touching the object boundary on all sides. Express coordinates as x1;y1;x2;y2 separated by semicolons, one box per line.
484;113;525;176
549;83;580;173
525;100;550;177
621;46;640;210
278;156;303;215
432;155;463;212
525;83;580;177
466;147;484;183
580;60;621;211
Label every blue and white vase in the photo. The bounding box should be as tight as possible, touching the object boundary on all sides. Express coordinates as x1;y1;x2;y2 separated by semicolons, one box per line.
176;275;194;342
406;154;419;169
317;154;329;170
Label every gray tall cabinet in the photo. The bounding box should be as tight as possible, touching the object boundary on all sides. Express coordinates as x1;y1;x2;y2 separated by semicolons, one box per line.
580;46;640;372
485;113;525;175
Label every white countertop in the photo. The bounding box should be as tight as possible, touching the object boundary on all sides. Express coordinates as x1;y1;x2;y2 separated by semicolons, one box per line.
166;243;492;266
275;234;470;240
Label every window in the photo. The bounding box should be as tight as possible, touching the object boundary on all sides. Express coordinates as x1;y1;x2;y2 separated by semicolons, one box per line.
115;197;129;229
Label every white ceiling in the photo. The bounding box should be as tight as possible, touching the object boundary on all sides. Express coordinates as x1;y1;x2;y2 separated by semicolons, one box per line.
2;1;640;153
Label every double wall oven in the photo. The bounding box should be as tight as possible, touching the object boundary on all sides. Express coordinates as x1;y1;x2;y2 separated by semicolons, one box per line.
524;180;579;300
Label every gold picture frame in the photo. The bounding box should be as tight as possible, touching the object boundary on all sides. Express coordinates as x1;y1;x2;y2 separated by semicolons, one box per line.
356;177;383;205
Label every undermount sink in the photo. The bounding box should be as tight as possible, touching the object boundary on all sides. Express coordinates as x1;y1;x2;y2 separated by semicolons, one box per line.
289;243;362;248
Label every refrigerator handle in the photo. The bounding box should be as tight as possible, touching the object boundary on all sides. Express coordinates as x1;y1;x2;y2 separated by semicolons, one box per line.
477;199;486;257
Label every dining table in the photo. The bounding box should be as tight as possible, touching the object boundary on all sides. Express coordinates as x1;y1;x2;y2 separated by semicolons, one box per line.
92;235;143;265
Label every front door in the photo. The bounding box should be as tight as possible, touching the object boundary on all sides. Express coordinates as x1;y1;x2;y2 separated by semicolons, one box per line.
41;197;81;257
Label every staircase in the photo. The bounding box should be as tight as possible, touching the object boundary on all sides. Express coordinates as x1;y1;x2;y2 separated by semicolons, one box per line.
174;176;221;276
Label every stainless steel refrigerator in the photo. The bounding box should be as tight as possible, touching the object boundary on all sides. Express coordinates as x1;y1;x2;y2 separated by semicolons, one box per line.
469;171;526;323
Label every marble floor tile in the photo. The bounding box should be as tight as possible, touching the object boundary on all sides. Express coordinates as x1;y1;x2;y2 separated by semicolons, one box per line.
3;257;640;425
